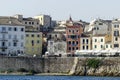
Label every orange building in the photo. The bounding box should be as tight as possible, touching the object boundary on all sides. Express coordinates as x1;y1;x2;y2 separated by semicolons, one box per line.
66;23;83;54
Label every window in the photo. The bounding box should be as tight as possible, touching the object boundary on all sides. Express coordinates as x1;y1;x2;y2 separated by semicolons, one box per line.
2;42;5;46
31;40;34;46
114;31;119;36
101;45;103;48
114;44;119;48
14;27;17;31
13;42;17;46
37;40;40;43
86;46;88;50
68;41;71;45
72;47;75;50
69;30;71;32
110;45;112;48
25;22;27;24
83;46;85;50
106;45;108;48
76;47;78;50
21;28;24;31
76;41;78;45
2;27;6;31
86;39;88;44
94;45;97;48
55;35;57;37
101;39;103;42
72;41;75;45
31;34;34;37
114;25;119;28
37;35;40;37
29;22;31;24
26;34;29;37
32;22;34;25
76;30;78;32
8;27;12;31
83;39;85;44
117;25;119;28
69;47;71;50
2;49;5;52
97;27;99;30
115;37;118;41
72;30;74;33
95;39;97;42
99;23;103;25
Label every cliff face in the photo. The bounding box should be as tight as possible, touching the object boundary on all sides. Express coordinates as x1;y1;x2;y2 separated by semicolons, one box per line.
0;57;119;76
71;57;120;76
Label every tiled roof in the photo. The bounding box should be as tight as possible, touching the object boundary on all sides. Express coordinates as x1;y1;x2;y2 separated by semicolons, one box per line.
0;16;23;26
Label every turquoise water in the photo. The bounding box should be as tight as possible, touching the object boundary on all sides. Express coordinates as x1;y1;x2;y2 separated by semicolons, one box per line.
0;75;119;80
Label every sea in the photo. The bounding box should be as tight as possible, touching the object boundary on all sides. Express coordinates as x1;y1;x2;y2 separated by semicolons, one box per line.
0;75;119;80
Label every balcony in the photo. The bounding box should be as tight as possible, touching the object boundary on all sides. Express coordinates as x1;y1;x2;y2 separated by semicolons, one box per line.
13;39;18;42
0;38;8;41
1;31;8;33
0;46;7;49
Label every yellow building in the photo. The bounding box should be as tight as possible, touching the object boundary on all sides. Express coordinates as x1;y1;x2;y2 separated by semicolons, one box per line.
25;32;42;57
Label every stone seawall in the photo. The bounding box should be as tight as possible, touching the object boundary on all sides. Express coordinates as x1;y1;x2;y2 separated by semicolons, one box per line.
0;56;119;76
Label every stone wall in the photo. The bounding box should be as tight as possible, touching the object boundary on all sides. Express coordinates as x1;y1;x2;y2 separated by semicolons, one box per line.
0;56;119;76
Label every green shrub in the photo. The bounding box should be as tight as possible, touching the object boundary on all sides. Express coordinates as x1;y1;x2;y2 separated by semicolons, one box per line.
87;58;100;68
17;68;28;72
29;70;37;74
7;69;14;73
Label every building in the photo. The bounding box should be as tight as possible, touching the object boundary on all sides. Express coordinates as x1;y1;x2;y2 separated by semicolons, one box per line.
92;35;105;50
14;14;40;31
25;32;42;56
46;40;66;56
0;17;25;55
112;19;120;49
88;19;112;35
66;23;83;54
34;15;52;31
80;34;92;50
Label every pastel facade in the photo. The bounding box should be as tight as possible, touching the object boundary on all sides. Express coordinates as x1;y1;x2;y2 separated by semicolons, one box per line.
112;19;120;49
0;17;25;55
25;32;42;56
92;35;105;50
80;37;92;50
66;24;83;54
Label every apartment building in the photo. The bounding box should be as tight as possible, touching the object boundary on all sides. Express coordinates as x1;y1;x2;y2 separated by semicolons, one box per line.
25;32;42;56
0;17;25;55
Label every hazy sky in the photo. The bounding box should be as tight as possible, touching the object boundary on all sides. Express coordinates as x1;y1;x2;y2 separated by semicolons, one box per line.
0;0;120;21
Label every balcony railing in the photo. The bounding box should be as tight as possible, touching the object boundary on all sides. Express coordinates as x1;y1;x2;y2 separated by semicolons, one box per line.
0;46;7;49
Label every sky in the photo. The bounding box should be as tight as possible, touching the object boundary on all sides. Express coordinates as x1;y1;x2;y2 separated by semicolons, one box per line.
0;0;120;21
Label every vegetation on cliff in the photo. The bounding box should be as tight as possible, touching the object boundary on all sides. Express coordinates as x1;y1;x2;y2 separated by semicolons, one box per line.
87;58;101;68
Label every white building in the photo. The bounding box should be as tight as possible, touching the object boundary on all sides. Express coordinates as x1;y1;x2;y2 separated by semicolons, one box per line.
88;19;111;35
112;19;120;49
34;15;51;31
46;40;67;56
92;35;105;50
80;37;92;50
0;17;25;55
